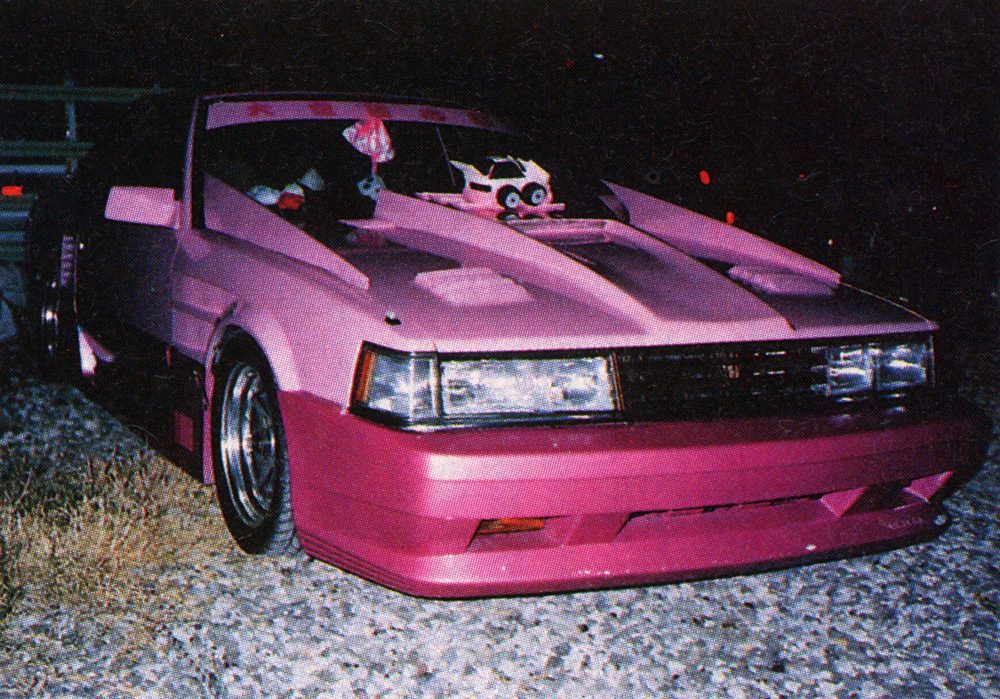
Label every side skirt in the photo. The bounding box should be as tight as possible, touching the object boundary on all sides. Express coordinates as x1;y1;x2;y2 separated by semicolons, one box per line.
90;332;206;482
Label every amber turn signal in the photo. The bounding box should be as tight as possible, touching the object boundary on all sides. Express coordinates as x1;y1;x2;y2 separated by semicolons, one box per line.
476;518;546;535
351;346;378;404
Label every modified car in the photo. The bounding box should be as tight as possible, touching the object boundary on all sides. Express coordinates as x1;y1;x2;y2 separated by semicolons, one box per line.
26;93;987;597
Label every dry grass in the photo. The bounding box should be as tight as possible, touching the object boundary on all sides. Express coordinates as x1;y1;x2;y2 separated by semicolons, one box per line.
0;447;230;632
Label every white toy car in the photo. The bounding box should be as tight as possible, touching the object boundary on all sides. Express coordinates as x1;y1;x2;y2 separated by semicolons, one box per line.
447;156;565;218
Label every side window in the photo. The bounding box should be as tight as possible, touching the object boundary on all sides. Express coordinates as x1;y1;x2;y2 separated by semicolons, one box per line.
74;97;191;217
116;98;191;191
203;120;380;229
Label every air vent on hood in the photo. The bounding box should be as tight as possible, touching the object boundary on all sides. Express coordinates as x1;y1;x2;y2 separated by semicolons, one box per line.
728;265;836;297
508;218;608;243
413;267;533;307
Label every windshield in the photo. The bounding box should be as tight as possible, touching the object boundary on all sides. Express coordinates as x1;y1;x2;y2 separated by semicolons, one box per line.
204;118;614;247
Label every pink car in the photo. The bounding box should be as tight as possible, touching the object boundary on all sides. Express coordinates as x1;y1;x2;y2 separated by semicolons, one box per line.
26;94;987;597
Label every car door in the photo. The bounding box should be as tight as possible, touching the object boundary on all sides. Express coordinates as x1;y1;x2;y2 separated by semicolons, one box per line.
77;97;193;354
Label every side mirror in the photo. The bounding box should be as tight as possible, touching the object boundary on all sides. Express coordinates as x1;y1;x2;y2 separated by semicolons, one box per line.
105;186;179;228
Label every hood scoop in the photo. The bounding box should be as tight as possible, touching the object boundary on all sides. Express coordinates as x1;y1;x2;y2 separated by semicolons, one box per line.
728;265;835;297
508;218;608;243
414;267;533;307
604;182;841;289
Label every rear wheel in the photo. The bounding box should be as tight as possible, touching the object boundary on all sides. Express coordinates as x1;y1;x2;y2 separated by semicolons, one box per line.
32;234;81;382
212;338;298;554
522;183;547;207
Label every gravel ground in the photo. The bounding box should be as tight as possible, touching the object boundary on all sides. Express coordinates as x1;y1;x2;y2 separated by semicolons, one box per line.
0;336;996;698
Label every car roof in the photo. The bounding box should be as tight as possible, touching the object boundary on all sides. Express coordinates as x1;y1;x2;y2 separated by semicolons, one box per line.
201;93;510;132
201;91;478;110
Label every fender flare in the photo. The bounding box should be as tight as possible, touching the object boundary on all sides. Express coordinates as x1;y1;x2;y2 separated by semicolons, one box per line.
204;302;301;393
198;303;301;484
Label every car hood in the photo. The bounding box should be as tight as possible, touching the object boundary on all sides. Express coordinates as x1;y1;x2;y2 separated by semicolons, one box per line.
342;192;932;352
204;178;933;353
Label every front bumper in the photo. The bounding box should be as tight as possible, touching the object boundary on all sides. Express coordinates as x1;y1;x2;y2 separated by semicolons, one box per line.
279;392;989;597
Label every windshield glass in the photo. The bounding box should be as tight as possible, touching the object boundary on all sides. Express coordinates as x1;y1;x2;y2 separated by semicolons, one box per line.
204;118;613;247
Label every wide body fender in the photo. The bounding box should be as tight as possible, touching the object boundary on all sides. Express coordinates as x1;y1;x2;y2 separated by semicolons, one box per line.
178;258;394;482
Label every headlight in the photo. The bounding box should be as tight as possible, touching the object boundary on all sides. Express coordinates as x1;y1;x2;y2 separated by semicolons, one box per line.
354;348;436;421
813;337;932;399
352;345;617;426
820;345;876;397
440;357;615;415
874;340;932;392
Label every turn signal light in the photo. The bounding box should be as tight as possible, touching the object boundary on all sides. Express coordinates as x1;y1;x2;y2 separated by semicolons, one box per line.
476;518;546;535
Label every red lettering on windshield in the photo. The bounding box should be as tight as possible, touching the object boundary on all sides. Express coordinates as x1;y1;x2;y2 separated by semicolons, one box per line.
247;102;275;118
365;103;392;120
420;107;447;123
308;101;336;117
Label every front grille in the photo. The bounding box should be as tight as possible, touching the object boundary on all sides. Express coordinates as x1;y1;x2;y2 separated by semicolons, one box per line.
613;337;925;420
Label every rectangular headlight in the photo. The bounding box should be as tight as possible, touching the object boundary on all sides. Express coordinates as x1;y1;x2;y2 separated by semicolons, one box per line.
819;345;875;397
440;356;615;416
352;346;616;425
874;340;932;392
813;338;932;399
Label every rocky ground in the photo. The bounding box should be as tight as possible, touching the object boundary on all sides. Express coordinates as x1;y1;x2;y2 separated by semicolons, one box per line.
0;335;996;698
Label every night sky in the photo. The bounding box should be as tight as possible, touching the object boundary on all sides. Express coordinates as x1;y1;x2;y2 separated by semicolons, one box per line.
3;1;997;354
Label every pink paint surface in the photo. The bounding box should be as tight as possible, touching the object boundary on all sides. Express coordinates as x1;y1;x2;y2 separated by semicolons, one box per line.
105;185;179;228
280;391;987;597
605;182;842;288
728;264;835;297
364;192;931;349
204;175;369;290
206;99;509;131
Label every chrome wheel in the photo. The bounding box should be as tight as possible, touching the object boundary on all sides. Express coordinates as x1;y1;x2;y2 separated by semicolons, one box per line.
39;278;62;360
33;233;80;382
219;362;278;527
212;339;298;554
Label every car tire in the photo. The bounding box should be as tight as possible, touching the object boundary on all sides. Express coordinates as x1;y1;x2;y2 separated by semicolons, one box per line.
32;234;81;383
521;183;547;207
496;185;522;210
212;336;299;555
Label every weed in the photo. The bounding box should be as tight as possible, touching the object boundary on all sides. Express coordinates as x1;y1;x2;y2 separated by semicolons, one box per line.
0;446;229;634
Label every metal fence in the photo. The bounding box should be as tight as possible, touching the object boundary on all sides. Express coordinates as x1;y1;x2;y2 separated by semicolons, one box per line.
0;81;168;263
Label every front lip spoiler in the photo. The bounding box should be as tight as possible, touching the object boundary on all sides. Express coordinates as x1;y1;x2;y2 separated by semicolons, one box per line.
295;500;956;599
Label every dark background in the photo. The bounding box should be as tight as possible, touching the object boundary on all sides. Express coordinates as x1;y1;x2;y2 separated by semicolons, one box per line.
3;1;997;364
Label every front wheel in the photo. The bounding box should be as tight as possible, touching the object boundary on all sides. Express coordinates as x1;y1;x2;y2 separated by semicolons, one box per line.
496;185;522;210
212;341;298;555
